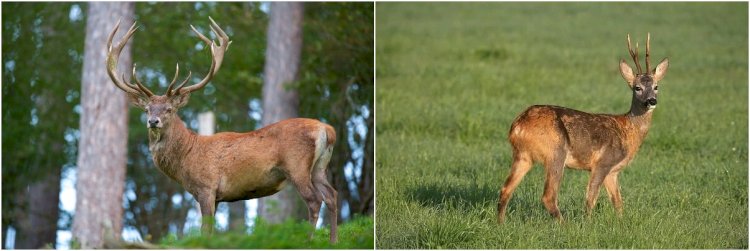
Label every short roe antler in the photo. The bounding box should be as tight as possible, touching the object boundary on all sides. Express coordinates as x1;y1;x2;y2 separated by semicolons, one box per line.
626;33;652;75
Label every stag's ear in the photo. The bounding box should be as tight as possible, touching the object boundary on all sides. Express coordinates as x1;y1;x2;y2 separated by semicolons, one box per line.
653;58;669;82
619;59;635;88
126;93;149;109
171;93;191;108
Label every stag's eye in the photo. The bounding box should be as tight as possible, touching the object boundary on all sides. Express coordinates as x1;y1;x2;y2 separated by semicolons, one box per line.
654;86;658;90
634;86;642;92
166;107;173;113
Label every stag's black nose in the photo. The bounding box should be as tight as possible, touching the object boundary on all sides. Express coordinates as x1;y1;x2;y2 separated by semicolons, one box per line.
647;98;657;106
148;118;160;127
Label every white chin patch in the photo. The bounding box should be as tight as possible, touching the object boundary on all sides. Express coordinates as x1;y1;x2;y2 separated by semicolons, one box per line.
647;105;657;110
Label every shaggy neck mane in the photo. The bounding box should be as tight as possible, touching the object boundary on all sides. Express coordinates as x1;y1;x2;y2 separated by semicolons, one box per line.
148;116;197;179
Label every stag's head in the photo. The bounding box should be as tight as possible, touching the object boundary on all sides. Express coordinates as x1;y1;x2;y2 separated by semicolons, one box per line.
618;33;669;110
106;17;230;129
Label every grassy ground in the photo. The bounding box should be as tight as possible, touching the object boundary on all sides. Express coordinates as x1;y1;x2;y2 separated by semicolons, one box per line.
376;2;747;249
159;216;373;249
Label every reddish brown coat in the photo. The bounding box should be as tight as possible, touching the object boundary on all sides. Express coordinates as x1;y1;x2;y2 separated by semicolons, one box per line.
497;34;669;223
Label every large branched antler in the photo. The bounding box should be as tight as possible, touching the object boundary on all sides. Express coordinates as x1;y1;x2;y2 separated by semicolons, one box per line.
168;17;231;96
106;18;231;98
106;20;155;98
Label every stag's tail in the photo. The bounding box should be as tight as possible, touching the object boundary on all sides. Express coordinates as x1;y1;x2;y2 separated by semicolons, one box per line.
312;124;336;174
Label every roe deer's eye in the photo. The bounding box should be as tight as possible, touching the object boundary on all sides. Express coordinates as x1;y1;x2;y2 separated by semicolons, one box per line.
654;86;658;90
634;86;642;91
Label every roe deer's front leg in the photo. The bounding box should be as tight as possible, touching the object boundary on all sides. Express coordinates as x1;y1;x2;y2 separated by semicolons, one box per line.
585;167;610;217
603;171;624;216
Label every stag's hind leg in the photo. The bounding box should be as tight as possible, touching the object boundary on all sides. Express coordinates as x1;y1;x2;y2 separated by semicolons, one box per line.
541;152;566;222
312;145;337;243
313;172;338;243
289;174;323;226
497;152;533;224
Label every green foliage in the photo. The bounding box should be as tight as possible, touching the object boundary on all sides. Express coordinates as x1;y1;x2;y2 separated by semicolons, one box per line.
300;2;375;217
376;2;747;249
1;2;84;232
160;216;373;249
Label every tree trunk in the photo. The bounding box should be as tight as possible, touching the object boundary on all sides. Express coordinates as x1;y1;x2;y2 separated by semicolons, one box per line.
228;202;246;232
72;2;133;249
14;166;62;249
258;2;307;223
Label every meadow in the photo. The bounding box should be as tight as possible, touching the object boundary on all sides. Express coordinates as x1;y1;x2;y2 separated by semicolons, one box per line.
375;2;748;249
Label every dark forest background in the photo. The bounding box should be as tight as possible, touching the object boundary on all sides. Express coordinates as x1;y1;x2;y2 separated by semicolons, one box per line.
2;2;373;248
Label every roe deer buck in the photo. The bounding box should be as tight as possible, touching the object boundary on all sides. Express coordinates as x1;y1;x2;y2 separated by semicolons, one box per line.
106;18;338;242
496;34;669;223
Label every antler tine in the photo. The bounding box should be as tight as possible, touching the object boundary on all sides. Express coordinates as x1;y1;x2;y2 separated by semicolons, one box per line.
106;20;156;97
173;71;192;95
175;17;231;95
645;33;651;75
208;16;230;74
132;64;154;97
626;34;643;74
166;63;180;96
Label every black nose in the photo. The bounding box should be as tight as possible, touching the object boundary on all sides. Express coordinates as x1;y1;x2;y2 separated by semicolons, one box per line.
647;98;657;106
148;118;159;127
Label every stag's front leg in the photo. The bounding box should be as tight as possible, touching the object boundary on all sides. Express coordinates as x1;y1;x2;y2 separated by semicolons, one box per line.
196;192;217;234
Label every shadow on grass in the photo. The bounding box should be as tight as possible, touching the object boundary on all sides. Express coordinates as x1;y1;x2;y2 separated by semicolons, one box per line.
405;182;499;212
404;179;578;223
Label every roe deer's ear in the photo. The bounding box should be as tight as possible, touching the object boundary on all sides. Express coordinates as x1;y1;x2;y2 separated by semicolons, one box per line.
619;59;635;88
172;92;191;108
653;58;669;82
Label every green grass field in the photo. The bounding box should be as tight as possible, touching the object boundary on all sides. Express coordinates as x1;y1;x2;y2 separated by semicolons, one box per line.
376;2;748;249
159;217;373;249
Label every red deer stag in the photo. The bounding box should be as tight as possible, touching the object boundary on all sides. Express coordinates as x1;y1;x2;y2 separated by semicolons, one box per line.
106;18;338;242
496;34;669;223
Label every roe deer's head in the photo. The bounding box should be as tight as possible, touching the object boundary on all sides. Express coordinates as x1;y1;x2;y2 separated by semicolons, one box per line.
105;17;230;129
618;33;669;110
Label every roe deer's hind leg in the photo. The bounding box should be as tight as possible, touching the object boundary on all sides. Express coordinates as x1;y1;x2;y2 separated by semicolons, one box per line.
541;152;566;222
497;152;533;224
